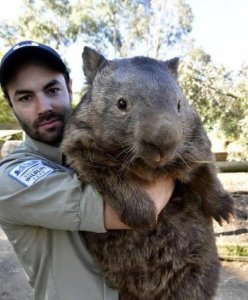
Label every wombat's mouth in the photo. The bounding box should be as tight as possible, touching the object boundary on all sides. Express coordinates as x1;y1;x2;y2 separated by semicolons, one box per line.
141;142;176;168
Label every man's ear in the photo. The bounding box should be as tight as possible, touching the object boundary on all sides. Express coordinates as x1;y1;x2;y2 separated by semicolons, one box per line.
67;78;73;103
82;47;107;84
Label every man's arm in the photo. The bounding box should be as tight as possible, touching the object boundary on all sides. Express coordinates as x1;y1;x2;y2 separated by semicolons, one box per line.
0;165;107;232
0;157;174;232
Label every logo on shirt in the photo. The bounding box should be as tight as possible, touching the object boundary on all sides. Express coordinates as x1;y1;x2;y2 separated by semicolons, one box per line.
9;160;54;187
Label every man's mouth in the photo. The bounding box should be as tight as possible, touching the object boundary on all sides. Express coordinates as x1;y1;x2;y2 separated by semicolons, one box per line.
38;118;61;129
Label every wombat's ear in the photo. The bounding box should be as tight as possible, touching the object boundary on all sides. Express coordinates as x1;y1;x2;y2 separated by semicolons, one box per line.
82;47;106;83
165;57;179;78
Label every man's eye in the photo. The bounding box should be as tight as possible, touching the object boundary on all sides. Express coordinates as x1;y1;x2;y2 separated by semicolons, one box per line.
19;95;31;102
48;88;60;95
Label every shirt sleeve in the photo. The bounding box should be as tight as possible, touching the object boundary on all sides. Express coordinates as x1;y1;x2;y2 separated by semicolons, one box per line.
0;160;106;233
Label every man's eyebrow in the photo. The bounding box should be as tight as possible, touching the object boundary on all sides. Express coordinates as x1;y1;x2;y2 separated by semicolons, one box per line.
13;79;62;97
15;89;32;96
43;79;61;90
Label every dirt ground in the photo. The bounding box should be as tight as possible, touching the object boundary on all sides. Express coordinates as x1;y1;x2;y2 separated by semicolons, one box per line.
0;172;247;300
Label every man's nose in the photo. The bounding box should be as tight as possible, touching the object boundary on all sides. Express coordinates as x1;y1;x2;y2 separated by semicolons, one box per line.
36;95;53;114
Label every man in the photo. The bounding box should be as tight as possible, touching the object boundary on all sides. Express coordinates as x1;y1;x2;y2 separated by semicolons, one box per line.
0;40;174;300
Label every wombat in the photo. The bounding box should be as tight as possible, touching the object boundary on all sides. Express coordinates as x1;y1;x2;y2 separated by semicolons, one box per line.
61;47;234;300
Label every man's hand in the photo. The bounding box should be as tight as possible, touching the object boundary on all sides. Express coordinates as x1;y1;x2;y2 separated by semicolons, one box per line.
145;176;175;215
104;176;175;230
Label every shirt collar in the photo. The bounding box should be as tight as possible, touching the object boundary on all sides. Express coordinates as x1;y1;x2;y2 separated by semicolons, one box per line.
24;135;63;165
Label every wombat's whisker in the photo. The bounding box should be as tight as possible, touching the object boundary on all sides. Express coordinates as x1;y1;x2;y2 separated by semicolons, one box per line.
121;145;140;171
182;149;213;165
121;156;134;171
181;151;195;161
121;150;134;169
176;152;190;168
193;160;212;164
129;148;139;164
182;152;204;166
182;140;193;147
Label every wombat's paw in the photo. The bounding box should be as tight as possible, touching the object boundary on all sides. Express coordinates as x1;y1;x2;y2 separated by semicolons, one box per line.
212;193;235;226
120;196;157;232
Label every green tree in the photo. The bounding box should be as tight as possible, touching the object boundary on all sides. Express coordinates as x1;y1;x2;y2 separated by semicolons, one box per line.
228;65;248;160
0;0;194;126
0;0;193;56
0;1;246;159
0;96;18;125
0;0;100;49
94;0;193;58
179;48;248;160
0;48;18;126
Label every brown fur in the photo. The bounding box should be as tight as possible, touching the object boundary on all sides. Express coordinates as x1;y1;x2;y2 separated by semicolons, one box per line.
61;47;234;299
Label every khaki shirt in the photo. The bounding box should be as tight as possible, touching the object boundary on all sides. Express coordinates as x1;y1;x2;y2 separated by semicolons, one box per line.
0;136;119;300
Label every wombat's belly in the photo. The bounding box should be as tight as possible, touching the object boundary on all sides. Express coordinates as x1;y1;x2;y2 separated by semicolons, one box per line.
82;194;220;300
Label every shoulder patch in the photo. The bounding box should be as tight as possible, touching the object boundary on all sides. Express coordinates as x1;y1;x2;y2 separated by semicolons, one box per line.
9;160;54;187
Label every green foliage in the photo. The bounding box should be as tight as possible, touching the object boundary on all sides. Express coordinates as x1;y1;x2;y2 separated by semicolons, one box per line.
0;0;193;125
179;48;248;160
217;244;248;258
0;0;246;159
93;0;193;58
0;95;17;125
0;49;17;126
0;0;193;57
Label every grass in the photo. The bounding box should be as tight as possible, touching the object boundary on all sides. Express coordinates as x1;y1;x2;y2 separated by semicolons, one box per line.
217;244;248;261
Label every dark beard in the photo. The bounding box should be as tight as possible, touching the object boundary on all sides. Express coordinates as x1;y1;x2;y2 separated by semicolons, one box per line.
14;109;71;146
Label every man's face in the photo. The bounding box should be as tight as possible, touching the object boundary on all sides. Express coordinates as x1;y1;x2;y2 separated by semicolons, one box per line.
7;62;72;145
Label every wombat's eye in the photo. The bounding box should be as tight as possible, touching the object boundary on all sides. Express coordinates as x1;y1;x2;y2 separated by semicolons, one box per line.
177;100;181;112
117;98;127;110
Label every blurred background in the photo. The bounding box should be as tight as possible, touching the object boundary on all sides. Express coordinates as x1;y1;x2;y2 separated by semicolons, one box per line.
0;1;247;299
0;0;247;162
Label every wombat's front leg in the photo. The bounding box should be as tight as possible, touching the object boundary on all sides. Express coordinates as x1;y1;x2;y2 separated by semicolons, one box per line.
189;164;234;225
97;177;157;231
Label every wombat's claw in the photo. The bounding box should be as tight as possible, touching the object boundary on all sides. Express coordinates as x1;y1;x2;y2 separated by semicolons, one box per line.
213;195;234;226
214;216;223;226
121;209;157;232
118;193;158;231
125;215;157;232
215;211;235;226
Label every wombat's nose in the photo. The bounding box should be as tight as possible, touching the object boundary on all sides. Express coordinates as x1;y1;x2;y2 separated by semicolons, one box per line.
136;113;183;166
141;140;177;167
142;141;162;162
